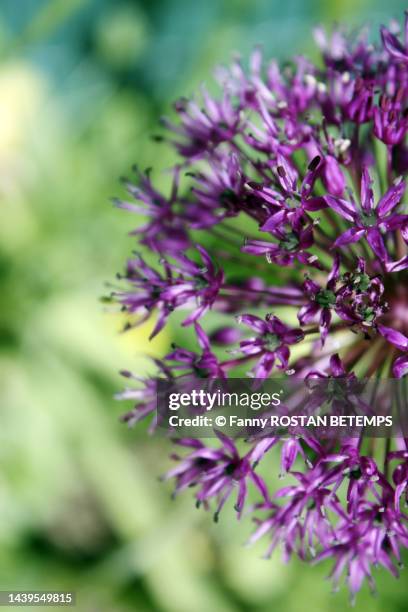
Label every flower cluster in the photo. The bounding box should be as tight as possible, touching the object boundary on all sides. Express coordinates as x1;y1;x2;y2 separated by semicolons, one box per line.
112;14;408;600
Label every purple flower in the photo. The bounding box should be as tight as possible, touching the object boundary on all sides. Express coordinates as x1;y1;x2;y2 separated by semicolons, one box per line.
237;314;304;378
315;494;408;602
298;254;340;345
249;465;345;561
381;13;408;63
325;168;407;260
261;154;327;212
165;245;224;325
243;210;318;267
186;153;246;227
161;89;241;158
303;355;368;420
114;167;190;253
163;431;268;519
165;323;226;378
333;258;387;333
374;93;408;146
116;361;173;430
112;11;408;600
115;246;224;337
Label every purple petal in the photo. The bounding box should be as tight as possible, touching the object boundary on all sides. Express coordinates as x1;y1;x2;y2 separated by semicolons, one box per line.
235;481;247;513
348;559;366;595
366;229;389;261
242;240;278;255
281;439;300;472
268;315;289;336
182;304;208;326
237;314;268;334
250;438;278;465
381;214;408;231
324;195;357;222
381;26;408;61
333;227;365;248
360;168;374;212
335;304;359;322
393;355;408;378
322;155;345;197
378;324;408;350
261;210;287;232
299;224;314;249
250;471;269;501
377;179;406;217
386;255;408;272
276;153;298;192
194;322;210;351
149;312;169;339
303;196;328;211
304;278;320;294
214;430;238;456
330;354;346;377
275;345;290;368
298;302;320;325
319;308;331;345
328;253;340;284
255;352;276;378
113;199;148;213
210;326;241;345
196;244;215;273
283;328;304;345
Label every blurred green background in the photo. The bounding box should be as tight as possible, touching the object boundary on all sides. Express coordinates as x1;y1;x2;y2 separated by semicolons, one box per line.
1;1;408;610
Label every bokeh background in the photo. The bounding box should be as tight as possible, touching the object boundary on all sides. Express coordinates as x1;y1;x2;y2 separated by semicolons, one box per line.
1;1;408;610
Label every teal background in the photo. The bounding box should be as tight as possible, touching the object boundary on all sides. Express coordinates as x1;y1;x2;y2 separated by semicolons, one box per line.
0;1;407;610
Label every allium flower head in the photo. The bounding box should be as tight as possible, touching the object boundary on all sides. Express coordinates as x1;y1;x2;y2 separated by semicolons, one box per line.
112;13;408;600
